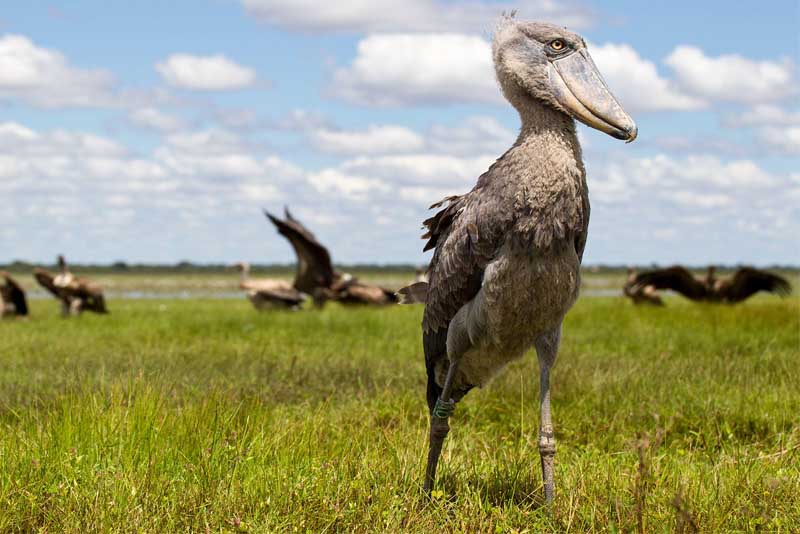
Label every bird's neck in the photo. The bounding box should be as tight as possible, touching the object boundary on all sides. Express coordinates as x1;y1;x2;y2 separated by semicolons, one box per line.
514;96;581;158
496;95;588;252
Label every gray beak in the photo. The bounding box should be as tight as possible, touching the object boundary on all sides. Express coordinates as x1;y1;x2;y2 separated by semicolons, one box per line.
548;48;637;142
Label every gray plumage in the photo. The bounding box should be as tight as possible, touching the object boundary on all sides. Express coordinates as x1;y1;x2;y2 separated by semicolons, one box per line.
405;17;637;502
421;105;588;398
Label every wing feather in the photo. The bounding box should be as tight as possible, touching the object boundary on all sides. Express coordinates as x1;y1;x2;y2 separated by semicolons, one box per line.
264;209;335;293
633;266;708;300
722;268;792;302
33;268;64;299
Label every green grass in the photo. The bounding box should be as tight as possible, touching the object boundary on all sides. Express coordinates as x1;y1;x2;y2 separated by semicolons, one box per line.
0;292;798;532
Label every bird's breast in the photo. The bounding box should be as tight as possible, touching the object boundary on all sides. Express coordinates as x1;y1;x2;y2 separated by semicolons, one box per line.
482;242;581;353
451;241;581;389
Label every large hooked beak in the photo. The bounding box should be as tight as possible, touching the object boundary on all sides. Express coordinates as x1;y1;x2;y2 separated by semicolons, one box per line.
549;48;637;142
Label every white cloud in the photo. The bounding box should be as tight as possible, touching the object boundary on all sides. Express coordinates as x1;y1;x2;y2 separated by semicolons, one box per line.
757;126;800;155
668;190;734;208
0;122;307;224
0;34;116;108
271;109;331;131
340;153;494;187
129;107;185;132
586;151;799;264
242;0;593;33
427;116;515;155
331;33;500;106
302;143;497;204
589;42;705;112
649;135;747;156
307;116;515;157
665;46;796;104
156;54;257;91
0;121;126;159
724;105;800;128
310;125;424;154
333;37;748;112
155;129;272;178
308;168;390;201
619;153;779;189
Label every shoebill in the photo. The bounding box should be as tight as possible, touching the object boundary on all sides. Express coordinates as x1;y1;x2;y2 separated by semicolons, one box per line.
399;18;637;504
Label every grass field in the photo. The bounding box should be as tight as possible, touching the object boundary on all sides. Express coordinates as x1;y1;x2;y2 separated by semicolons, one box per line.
1;277;798;532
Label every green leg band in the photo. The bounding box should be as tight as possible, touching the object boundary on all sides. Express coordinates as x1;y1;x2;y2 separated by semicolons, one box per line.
432;398;455;419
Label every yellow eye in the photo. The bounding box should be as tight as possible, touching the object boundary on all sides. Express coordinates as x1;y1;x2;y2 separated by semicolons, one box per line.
550;40;565;51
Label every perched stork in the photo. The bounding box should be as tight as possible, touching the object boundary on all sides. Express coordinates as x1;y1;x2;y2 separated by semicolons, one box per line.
399;17;637;503
235;262;305;310
0;271;28;318
632;266;791;304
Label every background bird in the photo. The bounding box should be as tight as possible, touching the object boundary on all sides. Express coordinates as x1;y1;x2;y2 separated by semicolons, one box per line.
623;267;663;306
0;271;28;318
264;208;337;306
399;17;637;503
265;208;397;306
631;265;791;304
235;262;305;310
36;256;108;316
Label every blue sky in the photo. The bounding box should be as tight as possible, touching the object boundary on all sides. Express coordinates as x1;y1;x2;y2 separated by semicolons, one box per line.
1;1;798;265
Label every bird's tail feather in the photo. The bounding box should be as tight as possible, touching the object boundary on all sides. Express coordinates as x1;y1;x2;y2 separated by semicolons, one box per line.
396;282;428;304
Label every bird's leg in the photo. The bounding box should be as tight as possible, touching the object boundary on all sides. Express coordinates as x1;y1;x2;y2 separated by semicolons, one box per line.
60;299;70;317
535;327;561;506
424;357;461;493
538;363;556;504
70;298;83;316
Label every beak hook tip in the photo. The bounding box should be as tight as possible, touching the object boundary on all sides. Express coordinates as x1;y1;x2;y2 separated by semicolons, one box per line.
625;125;638;143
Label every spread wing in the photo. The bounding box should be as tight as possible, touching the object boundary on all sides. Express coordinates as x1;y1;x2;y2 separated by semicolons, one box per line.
721;268;792;302
1;273;28;315
264;208;335;294
633;266;708;300
33;268;65;300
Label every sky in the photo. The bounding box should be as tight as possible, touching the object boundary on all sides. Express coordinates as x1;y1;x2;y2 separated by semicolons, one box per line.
0;0;798;266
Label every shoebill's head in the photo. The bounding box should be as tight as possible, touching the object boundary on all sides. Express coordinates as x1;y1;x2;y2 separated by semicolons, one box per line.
493;18;637;142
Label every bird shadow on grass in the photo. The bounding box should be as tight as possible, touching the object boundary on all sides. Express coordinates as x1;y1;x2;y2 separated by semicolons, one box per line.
436;469;547;509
